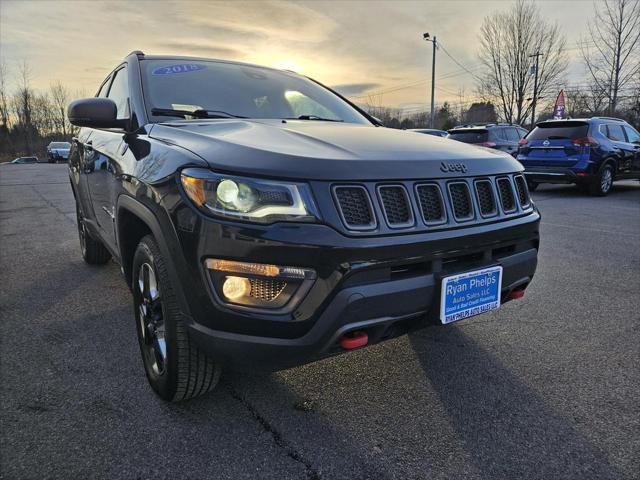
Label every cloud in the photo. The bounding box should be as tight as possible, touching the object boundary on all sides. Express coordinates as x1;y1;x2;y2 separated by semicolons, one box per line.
332;83;381;97
158;41;244;59
179;0;337;43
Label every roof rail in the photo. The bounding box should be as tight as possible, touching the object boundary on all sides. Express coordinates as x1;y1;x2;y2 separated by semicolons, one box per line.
128;50;145;57
592;116;623;122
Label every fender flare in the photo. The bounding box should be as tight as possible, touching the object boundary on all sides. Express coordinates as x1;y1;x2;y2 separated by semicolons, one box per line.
116;195;192;318
599;156;618;175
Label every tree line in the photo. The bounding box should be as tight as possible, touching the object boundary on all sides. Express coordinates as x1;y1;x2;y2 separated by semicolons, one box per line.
0;62;83;162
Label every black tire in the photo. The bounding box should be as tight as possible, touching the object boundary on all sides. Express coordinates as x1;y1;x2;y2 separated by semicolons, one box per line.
526;180;538;192
76;204;111;265
589;164;614;196
132;235;221;401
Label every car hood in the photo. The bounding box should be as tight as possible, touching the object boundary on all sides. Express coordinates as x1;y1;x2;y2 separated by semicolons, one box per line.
149;119;522;180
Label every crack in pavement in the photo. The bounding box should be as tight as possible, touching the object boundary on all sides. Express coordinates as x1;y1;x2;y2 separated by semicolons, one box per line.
225;384;321;480
28;184;76;225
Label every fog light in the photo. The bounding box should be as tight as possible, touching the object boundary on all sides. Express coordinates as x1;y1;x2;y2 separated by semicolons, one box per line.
206;258;317;311
222;276;251;301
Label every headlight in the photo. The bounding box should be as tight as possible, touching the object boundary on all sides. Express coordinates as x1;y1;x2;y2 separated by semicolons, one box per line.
180;168;320;224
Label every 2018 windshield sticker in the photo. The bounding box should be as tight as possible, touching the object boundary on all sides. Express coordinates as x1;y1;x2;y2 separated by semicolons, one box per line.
152;64;206;75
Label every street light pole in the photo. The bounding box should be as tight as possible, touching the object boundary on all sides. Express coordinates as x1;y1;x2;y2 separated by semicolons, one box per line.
529;51;543;127
423;33;437;128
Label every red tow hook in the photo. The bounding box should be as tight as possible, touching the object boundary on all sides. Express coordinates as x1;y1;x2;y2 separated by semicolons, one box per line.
340;331;368;350
507;288;526;300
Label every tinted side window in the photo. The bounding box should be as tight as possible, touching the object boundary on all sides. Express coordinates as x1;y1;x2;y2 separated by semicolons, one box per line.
623;126;640;143
107;67;130;119
96;77;111;98
607;124;625;142
490;129;506;141
505;128;520;142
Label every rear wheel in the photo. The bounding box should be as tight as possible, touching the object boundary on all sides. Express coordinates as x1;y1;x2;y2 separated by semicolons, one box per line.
589;165;614;196
133;235;221;401
76;204;111;264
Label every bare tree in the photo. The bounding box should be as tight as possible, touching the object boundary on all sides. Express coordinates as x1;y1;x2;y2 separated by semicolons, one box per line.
0;61;13;155
50;80;70;137
565;84;609;117
0;61;10;130
581;0;640;114
477;0;568;125
12;61;35;153
32;92;55;137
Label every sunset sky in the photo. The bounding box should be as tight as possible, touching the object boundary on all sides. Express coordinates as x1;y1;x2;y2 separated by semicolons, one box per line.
1;0;596;113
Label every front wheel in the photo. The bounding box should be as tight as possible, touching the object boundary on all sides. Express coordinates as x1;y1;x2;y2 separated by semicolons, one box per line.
589;165;614;196
132;235;221;401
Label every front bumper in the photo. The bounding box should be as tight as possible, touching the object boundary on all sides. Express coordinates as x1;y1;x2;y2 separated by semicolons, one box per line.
187;246;537;370
174;209;540;370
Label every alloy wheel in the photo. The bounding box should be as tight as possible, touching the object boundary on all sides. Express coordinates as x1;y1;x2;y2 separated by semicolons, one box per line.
601;168;613;193
137;262;167;376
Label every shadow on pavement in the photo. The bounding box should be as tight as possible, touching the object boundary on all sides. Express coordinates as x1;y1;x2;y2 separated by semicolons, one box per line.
409;327;622;480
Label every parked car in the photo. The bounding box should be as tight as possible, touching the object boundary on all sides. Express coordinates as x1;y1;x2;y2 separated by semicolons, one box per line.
47;141;71;163
410;128;449;138
517;117;640;195
67;51;540;402
10;156;38;164
448;123;528;156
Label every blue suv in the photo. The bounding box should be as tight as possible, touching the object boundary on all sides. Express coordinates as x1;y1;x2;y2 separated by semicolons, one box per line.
517;117;640;195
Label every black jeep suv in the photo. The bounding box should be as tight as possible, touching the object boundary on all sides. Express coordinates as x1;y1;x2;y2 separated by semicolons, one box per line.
68;52;540;401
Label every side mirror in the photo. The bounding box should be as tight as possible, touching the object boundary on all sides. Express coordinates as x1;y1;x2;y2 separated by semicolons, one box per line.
67;98;127;129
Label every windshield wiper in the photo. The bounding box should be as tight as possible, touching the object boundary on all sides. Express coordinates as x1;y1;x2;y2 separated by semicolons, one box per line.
151;108;247;119
287;115;344;122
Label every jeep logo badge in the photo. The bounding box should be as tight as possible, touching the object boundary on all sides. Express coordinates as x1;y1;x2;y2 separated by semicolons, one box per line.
440;162;468;173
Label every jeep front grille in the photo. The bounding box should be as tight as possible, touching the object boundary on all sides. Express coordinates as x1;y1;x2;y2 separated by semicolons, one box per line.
331;173;532;233
448;182;473;221
378;185;413;227
475;179;497;217
497;177;517;213
513;175;530;207
333;185;376;230
416;184;446;224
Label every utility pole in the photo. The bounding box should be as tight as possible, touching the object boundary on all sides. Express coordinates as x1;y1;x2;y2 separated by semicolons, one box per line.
423;33;437;128
529;51;543;127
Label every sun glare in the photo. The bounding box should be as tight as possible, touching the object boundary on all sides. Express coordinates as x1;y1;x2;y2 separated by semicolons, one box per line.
271;60;303;72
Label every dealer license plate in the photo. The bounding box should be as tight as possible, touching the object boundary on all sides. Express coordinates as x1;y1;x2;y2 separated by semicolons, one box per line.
440;266;502;324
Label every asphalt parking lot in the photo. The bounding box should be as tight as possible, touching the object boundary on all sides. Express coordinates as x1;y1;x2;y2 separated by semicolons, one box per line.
1;163;638;480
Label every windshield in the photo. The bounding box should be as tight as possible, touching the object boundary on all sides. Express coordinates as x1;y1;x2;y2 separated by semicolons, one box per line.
141;60;370;124
448;130;488;143
527;121;589;141
50;142;70;148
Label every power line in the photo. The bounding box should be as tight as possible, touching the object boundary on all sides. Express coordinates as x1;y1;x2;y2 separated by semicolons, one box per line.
348;64;484;100
437;41;484;82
